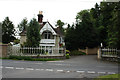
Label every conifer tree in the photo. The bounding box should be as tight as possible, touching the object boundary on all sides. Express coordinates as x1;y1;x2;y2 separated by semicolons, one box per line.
2;17;15;43
25;18;40;47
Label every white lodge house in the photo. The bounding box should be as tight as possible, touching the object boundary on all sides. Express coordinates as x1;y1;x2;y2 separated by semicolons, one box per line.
19;11;65;55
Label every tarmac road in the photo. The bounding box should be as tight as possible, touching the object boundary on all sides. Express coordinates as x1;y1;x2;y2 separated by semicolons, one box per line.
1;55;119;78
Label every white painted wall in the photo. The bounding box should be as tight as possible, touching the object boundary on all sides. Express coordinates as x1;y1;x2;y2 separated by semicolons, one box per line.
40;22;57;35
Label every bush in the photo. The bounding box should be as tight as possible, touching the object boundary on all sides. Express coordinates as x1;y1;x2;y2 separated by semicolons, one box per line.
66;53;70;59
9;55;32;60
70;50;86;56
66;50;70;53
8;55;60;61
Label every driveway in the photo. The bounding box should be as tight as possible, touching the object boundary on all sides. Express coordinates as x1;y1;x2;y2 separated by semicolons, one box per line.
1;55;119;78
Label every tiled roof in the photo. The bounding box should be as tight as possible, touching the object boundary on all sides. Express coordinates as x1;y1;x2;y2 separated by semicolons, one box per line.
20;21;64;37
39;22;47;29
55;27;64;37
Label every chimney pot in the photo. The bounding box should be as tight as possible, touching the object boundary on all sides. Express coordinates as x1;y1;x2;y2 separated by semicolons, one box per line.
38;11;43;23
39;11;43;14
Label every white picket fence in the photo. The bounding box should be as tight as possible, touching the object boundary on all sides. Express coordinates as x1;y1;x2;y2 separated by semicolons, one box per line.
7;46;66;56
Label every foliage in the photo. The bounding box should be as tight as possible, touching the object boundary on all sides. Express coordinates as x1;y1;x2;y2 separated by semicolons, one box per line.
36;54;40;58
13;39;20;44
106;2;120;49
70;50;86;56
65;10;99;50
66;50;70;53
56;20;65;34
25;18;41;47
65;24;77;50
2;17;16;44
9;55;32;60
65;53;70;59
76;10;89;23
8;55;60;61
65;2;120;50
18;18;28;32
77;10;99;48
56;20;65;28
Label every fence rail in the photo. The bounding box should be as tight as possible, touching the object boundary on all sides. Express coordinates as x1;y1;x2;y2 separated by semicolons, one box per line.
101;48;119;62
7;46;66;56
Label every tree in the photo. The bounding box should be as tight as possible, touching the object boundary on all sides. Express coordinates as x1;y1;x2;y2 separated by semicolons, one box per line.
65;2;120;50
56;20;65;34
18;18;28;33
90;2;120;49
2;17;16;44
90;3;100;19
65;10;99;50
107;2;120;49
25;18;40;47
90;3;105;46
98;2;116;47
65;24;77;50
76;10;99;48
76;10;89;23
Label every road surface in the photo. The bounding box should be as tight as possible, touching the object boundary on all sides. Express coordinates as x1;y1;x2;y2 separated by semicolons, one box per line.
1;55;119;78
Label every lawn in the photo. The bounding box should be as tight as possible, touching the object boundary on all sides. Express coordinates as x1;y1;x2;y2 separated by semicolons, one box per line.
95;74;120;80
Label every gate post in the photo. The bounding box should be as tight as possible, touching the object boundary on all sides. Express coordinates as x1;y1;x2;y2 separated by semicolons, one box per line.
98;47;102;59
98;43;103;59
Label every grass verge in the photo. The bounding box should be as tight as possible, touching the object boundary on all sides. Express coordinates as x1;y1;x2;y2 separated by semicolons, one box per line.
94;74;120;80
1;55;60;61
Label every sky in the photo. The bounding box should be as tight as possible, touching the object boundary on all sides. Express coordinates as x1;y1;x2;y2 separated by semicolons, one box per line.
0;0;103;28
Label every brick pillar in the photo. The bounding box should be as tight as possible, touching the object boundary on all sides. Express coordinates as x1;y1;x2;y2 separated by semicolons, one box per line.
86;47;88;55
0;44;8;57
98;47;101;59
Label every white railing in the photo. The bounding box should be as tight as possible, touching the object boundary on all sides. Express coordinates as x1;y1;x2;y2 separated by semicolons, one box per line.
99;48;120;62
101;48;118;57
7;46;65;56
40;39;55;44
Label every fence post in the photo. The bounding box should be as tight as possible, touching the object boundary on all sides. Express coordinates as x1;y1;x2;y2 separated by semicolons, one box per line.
52;47;53;54
101;47;103;58
40;46;41;55
118;50;120;60
115;48;117;56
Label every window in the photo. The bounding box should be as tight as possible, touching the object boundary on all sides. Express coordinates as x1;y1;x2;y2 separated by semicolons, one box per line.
42;31;53;39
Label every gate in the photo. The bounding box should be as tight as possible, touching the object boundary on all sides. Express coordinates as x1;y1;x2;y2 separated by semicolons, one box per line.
101;48;119;62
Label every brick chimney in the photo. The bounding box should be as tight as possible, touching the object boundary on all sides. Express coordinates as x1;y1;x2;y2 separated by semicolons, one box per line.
37;11;43;23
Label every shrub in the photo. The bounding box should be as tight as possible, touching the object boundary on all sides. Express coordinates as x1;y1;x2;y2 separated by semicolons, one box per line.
66;50;70;53
36;54;40;58
66;53;70;59
70;50;86;56
8;55;60;61
9;55;32;60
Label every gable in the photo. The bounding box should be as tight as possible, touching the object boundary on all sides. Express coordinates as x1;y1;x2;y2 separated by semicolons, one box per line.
40;22;57;35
